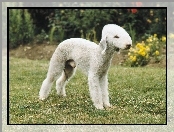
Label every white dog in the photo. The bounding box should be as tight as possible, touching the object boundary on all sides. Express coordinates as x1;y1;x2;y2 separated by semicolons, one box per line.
39;24;132;109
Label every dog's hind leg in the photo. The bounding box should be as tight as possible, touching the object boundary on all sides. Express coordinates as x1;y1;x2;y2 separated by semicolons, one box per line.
56;59;76;96
39;58;64;100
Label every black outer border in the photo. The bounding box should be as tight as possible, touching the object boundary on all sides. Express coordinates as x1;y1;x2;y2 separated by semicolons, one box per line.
7;6;167;125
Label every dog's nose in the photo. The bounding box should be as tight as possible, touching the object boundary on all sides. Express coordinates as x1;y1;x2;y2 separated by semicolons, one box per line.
125;44;131;49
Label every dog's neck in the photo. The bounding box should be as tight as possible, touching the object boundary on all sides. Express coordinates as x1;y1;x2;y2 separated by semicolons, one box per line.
103;43;119;55
100;45;117;64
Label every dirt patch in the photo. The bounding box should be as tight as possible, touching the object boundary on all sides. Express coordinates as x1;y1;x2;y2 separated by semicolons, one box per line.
9;42;166;68
9;42;57;60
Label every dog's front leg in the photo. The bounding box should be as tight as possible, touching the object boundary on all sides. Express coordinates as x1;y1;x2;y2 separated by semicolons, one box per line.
88;72;103;109
99;75;112;108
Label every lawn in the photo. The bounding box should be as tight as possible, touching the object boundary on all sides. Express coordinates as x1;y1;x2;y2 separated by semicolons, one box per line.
9;57;166;124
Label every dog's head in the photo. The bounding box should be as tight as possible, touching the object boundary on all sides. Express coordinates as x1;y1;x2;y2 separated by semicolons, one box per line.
99;24;132;54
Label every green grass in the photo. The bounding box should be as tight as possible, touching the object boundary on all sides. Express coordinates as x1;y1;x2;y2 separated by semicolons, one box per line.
9;57;166;124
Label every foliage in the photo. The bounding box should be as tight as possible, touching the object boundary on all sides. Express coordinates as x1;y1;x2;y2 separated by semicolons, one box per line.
9;8;166;48
47;9;112;43
128;23;136;45
80;27;98;43
146;9;166;38
121;9;166;43
126;34;166;67
35;29;48;44
9;57;166;124
9;9;34;48
27;9;54;34
40;8;166;44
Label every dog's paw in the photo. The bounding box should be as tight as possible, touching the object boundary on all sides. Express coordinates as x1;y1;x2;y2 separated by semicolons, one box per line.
94;104;104;110
39;94;48;101
104;103;113;109
57;90;66;97
62;94;66;97
57;93;66;97
39;96;47;100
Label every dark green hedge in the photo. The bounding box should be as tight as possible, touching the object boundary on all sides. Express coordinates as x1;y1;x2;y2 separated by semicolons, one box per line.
9;8;166;48
30;8;166;43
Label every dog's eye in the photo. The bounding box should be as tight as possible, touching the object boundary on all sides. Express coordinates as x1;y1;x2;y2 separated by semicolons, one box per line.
114;35;119;38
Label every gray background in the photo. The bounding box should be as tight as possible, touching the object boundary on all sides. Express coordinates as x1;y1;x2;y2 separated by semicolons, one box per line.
2;2;173;132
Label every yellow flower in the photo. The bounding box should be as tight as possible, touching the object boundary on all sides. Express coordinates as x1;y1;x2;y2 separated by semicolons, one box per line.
146;54;149;59
132;56;136;62
162;36;166;42
129;56;133;61
142;51;146;56
146;38;150;42
129;47;137;54
130;55;136;62
153;38;158;41
155;50;159;56
136;43;145;50
141;41;145;46
136;43;141;48
147;19;152;23
155;18;159;22
146;38;153;42
154;34;157;37
148;43;153;47
139;51;146;56
128;52;131;56
145;46;150;52
129;47;134;52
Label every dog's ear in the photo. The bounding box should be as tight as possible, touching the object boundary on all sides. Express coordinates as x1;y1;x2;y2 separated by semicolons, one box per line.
99;36;108;54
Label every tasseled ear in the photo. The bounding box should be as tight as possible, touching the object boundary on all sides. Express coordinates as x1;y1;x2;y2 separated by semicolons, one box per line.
99;36;108;54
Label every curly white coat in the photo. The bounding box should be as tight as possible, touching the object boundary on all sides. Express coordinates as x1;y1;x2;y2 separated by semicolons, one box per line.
39;24;132;109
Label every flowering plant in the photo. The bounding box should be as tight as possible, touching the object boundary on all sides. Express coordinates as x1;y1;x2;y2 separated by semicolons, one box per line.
127;34;166;67
128;42;150;66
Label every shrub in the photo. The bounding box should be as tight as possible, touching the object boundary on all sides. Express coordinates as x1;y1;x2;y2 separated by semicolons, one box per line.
127;42;150;67
126;34;166;67
35;29;48;44
9;9;34;48
80;27;98;43
47;9;111;43
25;8;166;45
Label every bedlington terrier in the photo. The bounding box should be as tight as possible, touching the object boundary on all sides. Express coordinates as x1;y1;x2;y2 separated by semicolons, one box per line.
39;24;132;109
